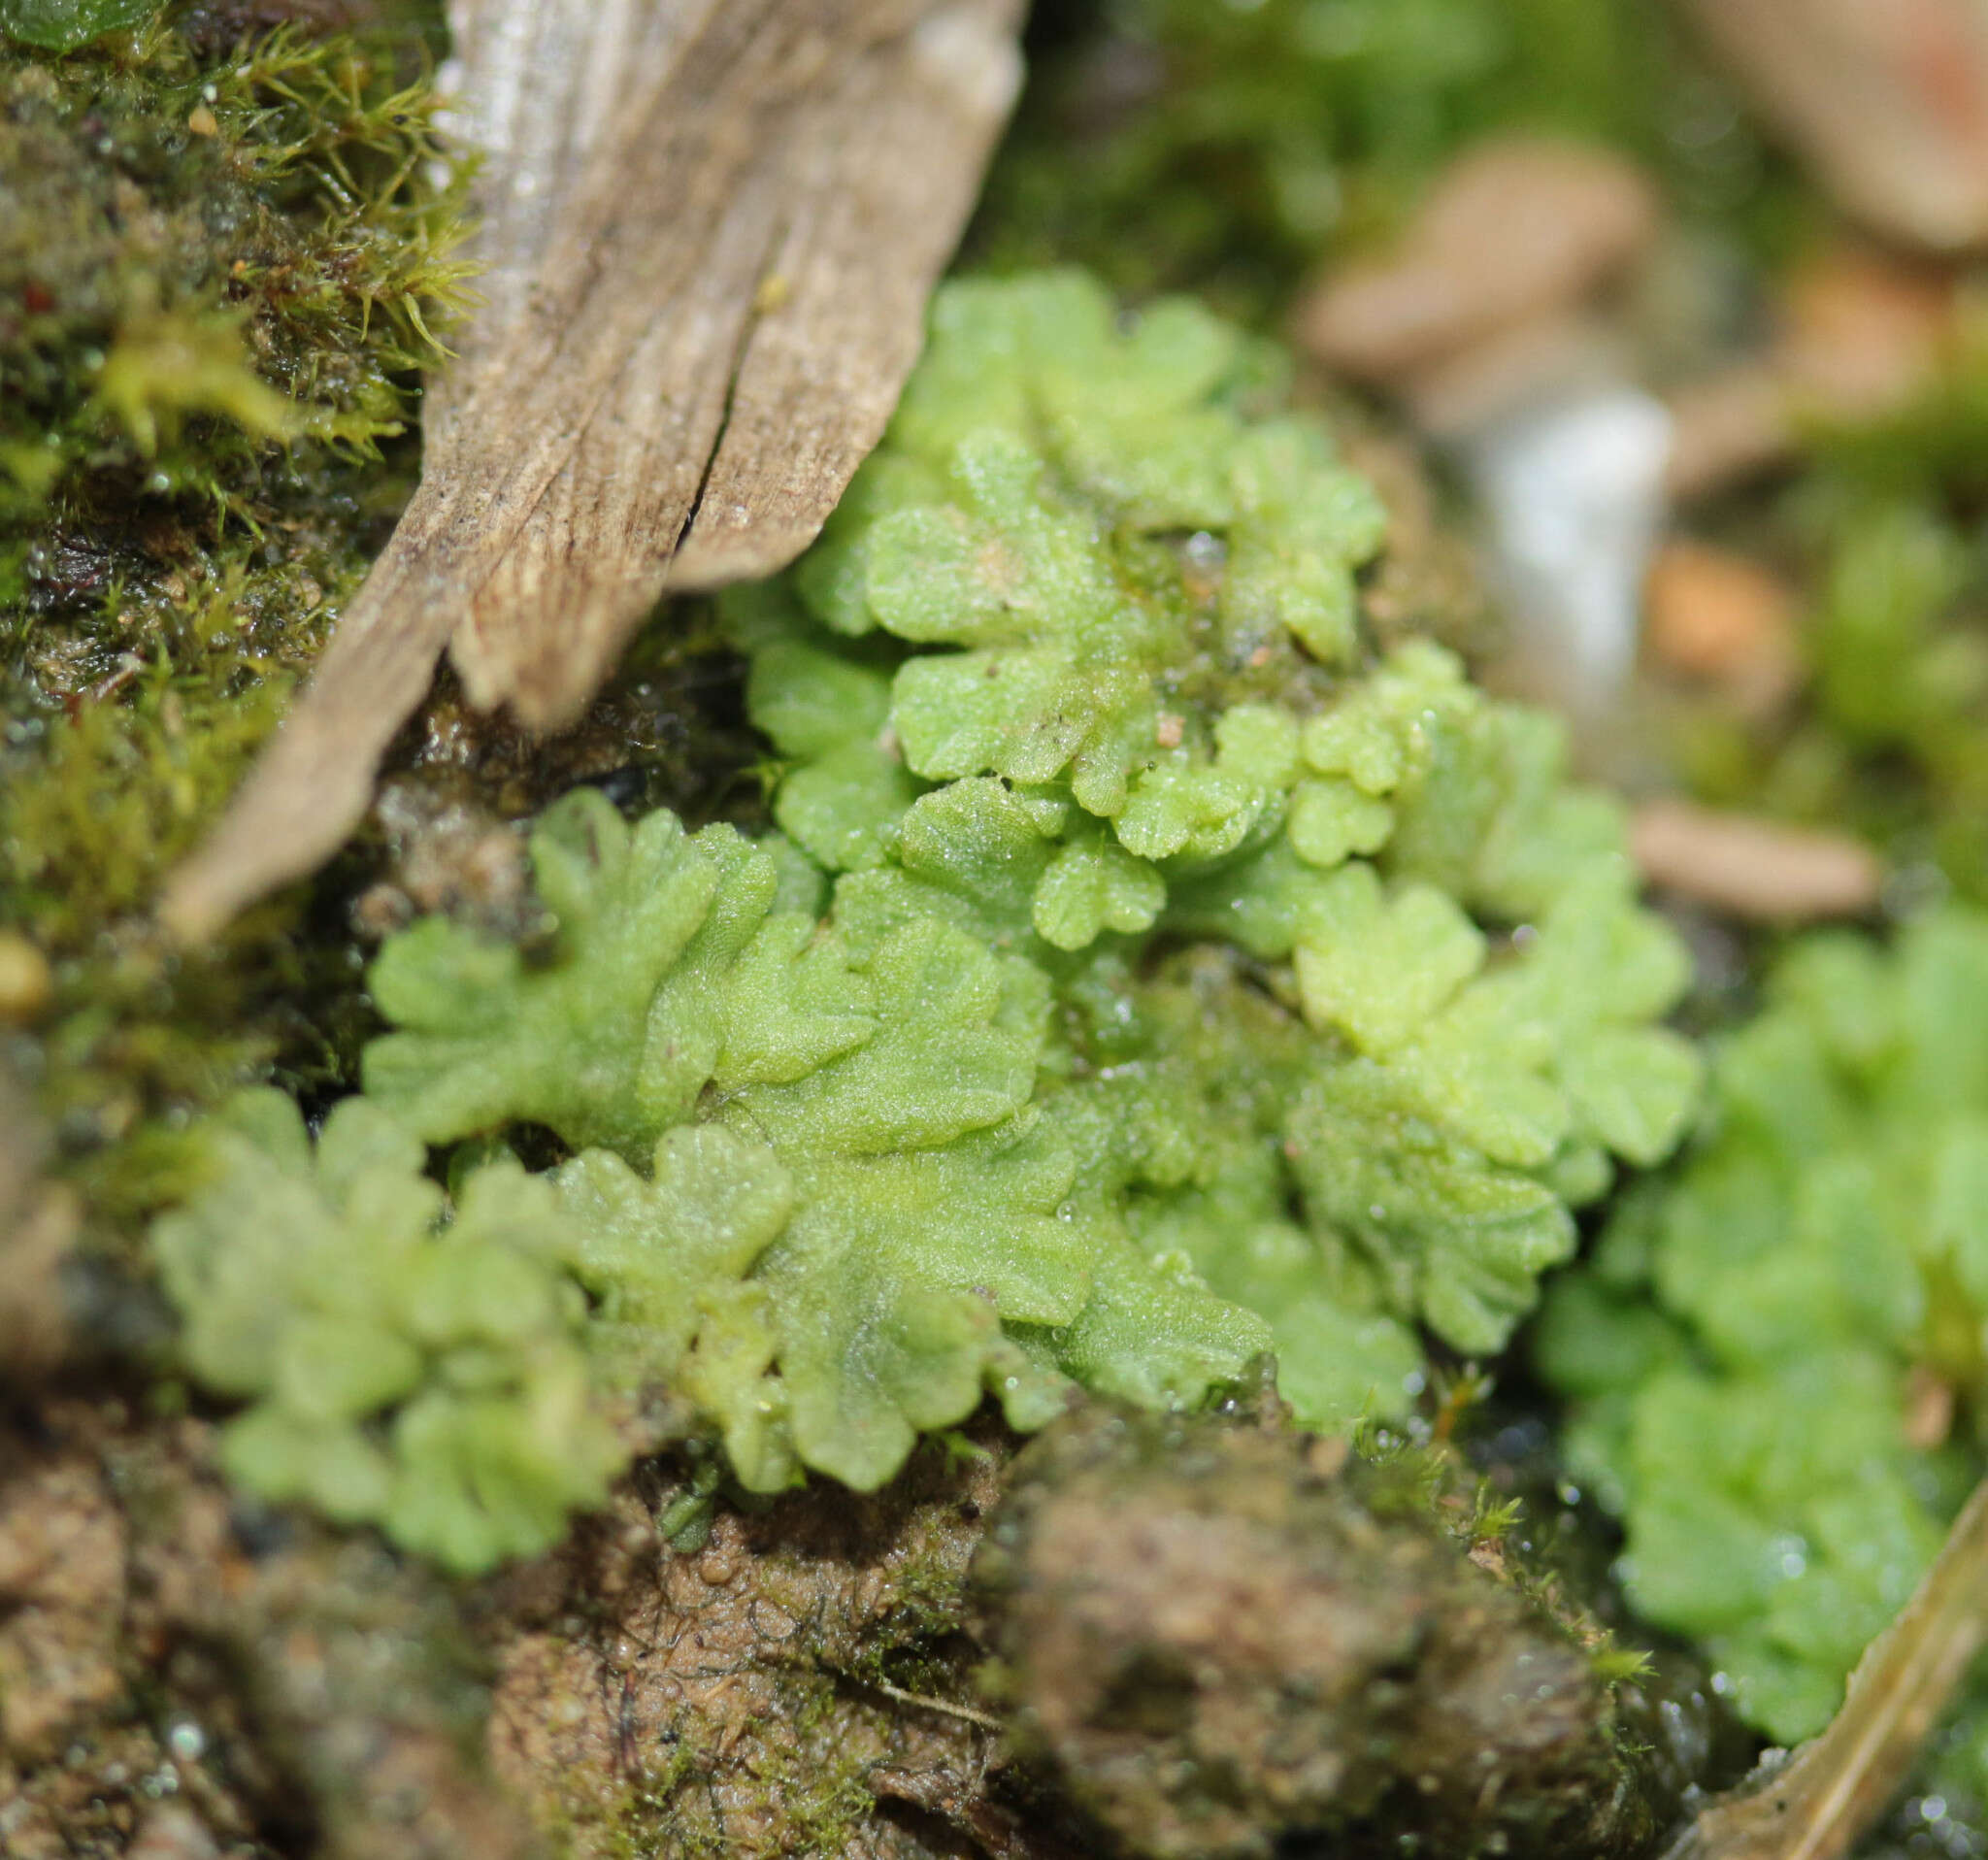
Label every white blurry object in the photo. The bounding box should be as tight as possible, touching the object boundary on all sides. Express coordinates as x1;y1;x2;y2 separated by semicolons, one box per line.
1460;388;1673;717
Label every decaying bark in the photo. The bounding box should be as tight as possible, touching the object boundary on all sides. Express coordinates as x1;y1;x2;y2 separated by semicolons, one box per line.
161;0;1024;943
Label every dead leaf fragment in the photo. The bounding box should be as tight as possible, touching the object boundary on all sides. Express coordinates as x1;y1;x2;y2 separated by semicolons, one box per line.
1296;137;1659;382
161;0;1024;943
1631;799;1882;922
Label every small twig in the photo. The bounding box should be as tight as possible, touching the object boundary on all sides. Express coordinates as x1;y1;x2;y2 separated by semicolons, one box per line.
863;1676;1007;1733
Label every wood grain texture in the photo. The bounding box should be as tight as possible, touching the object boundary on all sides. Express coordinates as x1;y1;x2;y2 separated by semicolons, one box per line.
160;0;1022;942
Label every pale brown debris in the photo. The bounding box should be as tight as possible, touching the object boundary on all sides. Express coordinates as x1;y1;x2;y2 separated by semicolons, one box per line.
1676;0;1988;252
0;930;50;1024
1643;538;1801;714
1295;137;1659;383
1663;363;1796;503
0;1066;78;1388
1630;798;1882;922
1666;247;1956;502
1777;247;1957;418
161;0;1024;942
1902;1365;1957;1453
1401;309;1631;439
127;1808;222;1860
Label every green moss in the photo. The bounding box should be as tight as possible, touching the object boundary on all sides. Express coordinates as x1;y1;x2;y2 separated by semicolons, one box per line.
543;1671;881;1860
1537;907;1988;1749
1;0;151;53
0;3;469;1219
0;12;470;519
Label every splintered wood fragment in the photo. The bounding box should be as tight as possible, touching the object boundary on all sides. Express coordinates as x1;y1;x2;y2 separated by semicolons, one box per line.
1666;1474;1988;1860
159;0;1023;943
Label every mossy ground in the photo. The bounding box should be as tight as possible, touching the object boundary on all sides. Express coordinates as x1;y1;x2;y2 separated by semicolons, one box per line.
0;1;461;1223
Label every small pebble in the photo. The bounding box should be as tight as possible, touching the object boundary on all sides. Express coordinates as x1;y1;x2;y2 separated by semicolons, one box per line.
1776;245;1953;418
1644;538;1800;714
128;1805;218;1860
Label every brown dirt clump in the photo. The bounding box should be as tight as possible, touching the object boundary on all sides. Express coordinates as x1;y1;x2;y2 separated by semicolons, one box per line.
973;1408;1661;1860
0;1396;532;1860
482;1435;1084;1860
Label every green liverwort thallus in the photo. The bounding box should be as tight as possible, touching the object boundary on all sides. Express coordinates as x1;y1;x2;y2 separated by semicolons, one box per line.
155;271;1704;1570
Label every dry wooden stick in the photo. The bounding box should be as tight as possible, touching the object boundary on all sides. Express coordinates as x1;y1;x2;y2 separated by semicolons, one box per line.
1666;1474;1988;1860
160;0;1022;942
